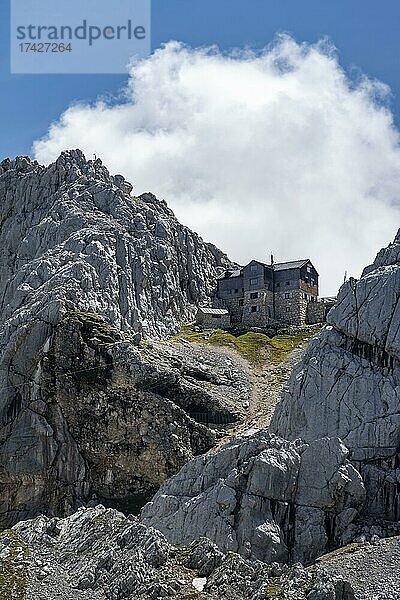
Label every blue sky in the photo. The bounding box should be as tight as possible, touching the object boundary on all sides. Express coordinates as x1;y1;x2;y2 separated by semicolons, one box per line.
1;0;400;161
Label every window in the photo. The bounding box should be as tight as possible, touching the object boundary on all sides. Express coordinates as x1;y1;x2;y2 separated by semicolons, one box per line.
250;292;259;299
285;307;290;313
310;279;315;286
307;265;312;273
251;306;259;313
250;264;258;273
284;292;292;299
276;282;280;288
212;314;221;319
234;288;239;294
286;281;290;286
239;299;244;306
250;278;258;285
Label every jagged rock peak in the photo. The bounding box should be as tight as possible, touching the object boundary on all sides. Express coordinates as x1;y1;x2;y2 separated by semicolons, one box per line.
362;226;400;275
0;149;232;341
1;149;107;187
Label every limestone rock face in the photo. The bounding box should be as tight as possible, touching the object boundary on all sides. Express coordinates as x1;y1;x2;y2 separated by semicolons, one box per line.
0;150;234;528
0;150;230;341
0;310;251;529
270;229;400;522
141;431;365;564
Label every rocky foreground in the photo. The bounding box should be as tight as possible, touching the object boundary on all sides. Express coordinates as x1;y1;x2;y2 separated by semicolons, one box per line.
1;505;358;600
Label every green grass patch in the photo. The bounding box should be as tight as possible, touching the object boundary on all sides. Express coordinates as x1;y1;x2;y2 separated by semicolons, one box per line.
174;326;317;367
174;544;193;562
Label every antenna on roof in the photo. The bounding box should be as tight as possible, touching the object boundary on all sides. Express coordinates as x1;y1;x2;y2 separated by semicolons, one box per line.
344;270;348;283
270;253;275;266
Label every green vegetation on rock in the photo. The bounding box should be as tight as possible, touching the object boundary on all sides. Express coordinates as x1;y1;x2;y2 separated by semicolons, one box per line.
67;310;123;346
266;577;284;598
305;566;318;594
0;530;29;600
174;326;318;366
174;544;193;562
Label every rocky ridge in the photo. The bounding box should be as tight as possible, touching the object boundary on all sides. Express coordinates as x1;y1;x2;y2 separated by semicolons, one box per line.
0;150;231;341
0;151;235;529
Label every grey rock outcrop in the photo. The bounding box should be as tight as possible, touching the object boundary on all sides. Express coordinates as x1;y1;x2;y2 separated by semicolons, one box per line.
141;431;365;564
0;505;356;600
0;150;235;528
270;229;400;522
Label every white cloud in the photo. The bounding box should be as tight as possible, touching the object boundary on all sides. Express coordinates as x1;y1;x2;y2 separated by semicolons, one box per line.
34;37;400;295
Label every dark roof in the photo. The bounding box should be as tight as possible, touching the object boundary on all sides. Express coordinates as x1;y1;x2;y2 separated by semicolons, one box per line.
273;259;310;271
217;258;318;278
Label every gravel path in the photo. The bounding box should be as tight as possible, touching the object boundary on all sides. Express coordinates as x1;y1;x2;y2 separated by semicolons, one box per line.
318;537;400;599
207;339;309;450
247;343;306;429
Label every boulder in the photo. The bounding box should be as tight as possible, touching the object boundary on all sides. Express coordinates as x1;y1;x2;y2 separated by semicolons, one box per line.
141;431;365;564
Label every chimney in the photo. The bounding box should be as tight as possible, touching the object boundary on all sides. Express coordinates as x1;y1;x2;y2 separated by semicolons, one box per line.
270;253;275;266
